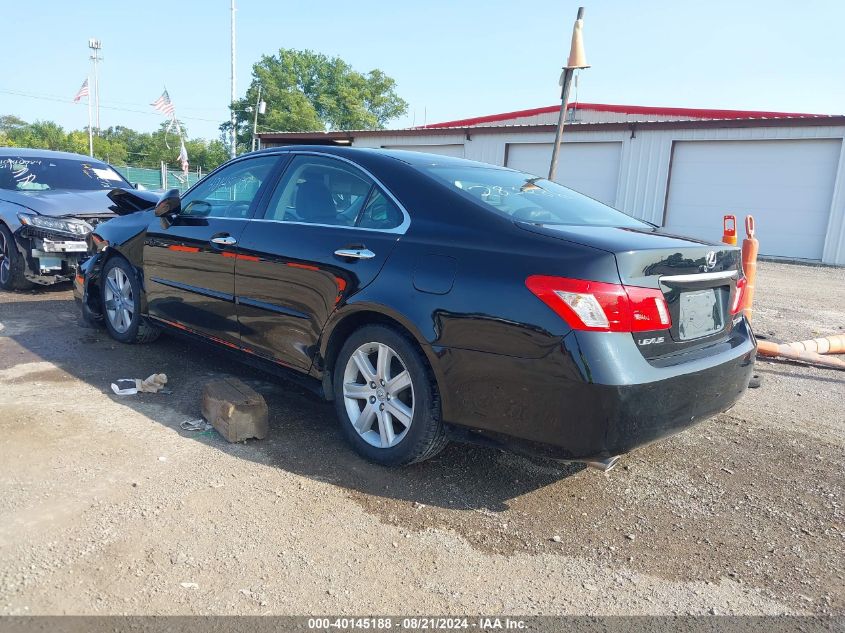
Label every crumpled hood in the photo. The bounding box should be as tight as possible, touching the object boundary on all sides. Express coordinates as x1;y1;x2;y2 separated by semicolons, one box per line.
5;189;115;217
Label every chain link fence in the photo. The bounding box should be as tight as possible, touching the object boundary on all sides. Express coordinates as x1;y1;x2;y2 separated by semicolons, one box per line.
114;165;205;192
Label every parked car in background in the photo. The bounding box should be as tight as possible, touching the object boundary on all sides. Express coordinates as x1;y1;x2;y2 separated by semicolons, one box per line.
0;148;129;290
75;147;756;468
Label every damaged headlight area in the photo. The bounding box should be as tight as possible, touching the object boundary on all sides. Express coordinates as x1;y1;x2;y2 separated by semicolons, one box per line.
18;213;94;238
15;213;93;281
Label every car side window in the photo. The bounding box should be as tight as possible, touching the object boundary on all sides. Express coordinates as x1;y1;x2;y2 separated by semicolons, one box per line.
180;156;277;219
264;155;374;226
357;189;404;230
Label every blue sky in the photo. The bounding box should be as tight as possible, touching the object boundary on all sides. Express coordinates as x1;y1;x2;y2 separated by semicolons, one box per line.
2;0;843;140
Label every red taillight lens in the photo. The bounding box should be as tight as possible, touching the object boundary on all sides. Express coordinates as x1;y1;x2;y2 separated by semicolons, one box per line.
526;275;672;333
730;276;747;315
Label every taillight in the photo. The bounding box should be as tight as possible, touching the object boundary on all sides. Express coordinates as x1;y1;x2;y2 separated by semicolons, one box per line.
730;276;747;315
526;275;672;333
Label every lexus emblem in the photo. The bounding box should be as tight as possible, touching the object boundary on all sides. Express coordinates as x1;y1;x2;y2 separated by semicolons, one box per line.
704;251;717;270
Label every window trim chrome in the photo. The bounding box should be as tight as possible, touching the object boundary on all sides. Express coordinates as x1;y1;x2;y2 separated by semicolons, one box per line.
660;270;738;283
254;150;411;235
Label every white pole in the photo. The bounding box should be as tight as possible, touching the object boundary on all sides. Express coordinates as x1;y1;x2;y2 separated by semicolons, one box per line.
251;84;261;152
87;79;93;157
93;57;100;131
230;0;237;159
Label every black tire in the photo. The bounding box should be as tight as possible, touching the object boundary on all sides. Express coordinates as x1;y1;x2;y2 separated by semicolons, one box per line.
100;256;160;344
0;224;35;291
333;324;448;466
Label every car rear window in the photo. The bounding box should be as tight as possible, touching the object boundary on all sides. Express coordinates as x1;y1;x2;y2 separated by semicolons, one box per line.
0;156;128;192
423;164;649;228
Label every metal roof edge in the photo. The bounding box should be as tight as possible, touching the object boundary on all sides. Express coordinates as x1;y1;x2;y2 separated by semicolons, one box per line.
257;115;845;141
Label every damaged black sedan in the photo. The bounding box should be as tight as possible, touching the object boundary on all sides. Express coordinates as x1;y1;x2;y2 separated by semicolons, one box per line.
0;148;128;290
76;147;756;468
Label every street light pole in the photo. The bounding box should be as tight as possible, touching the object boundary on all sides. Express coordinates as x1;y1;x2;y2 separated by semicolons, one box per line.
230;0;237;159
88;39;103;134
548;7;589;182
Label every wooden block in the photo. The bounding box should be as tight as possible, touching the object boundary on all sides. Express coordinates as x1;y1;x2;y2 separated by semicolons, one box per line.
201;377;268;443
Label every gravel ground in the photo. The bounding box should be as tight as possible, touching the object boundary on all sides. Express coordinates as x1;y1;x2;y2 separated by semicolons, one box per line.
0;260;842;616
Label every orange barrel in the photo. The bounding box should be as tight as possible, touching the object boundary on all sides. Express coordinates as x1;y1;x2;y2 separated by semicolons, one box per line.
740;215;759;321
722;215;738;245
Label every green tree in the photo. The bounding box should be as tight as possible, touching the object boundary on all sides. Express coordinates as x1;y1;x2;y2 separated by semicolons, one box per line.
225;48;408;152
0;115;229;173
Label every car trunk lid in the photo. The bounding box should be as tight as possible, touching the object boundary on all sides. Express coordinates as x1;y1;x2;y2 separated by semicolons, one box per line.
516;222;743;359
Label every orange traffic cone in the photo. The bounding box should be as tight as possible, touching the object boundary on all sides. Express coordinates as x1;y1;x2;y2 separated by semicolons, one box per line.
786;334;845;355
722;215;738;246
741;216;759;321
757;340;845;370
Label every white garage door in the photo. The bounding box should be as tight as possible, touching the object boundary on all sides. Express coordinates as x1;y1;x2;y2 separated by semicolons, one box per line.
382;144;465;157
505;142;622;206
665;139;841;260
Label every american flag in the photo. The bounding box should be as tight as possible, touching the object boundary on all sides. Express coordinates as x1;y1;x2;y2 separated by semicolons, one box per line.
151;89;176;117
73;78;89;103
178;139;189;174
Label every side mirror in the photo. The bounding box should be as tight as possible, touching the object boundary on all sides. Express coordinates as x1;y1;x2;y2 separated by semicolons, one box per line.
155;189;181;217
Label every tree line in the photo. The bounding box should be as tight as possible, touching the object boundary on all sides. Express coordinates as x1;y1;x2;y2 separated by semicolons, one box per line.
1;48;409;170
0;115;229;172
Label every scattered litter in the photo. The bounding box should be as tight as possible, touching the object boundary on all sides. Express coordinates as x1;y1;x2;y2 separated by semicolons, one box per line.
158;456;167;462
721;467;735;475
551;535;562;543
180;582;198;589
180;418;212;432
111;373;168;396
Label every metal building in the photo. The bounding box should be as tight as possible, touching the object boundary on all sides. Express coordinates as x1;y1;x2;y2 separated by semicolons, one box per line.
258;103;845;266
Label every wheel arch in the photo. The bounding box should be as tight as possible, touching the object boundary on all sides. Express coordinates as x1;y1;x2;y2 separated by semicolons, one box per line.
316;303;444;402
95;247;150;315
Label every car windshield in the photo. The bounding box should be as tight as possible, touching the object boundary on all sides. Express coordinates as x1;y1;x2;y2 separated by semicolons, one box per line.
0;156;127;192
424;164;649;228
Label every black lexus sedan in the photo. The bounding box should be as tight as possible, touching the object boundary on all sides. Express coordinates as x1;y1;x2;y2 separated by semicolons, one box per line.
74;147;755;468
0;148;129;290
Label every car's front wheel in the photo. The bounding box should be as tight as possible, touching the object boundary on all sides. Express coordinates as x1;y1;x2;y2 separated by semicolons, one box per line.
333;325;447;466
101;256;160;344
0;225;34;291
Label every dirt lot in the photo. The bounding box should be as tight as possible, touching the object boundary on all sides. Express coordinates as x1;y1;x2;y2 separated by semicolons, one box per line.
0;261;842;616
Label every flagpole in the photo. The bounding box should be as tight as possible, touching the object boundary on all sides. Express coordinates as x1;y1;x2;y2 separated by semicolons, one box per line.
87;79;94;157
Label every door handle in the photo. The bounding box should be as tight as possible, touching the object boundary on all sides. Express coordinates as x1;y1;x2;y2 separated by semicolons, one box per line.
334;248;375;260
211;235;238;246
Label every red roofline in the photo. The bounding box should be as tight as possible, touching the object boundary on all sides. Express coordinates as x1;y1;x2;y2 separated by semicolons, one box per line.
422;102;827;128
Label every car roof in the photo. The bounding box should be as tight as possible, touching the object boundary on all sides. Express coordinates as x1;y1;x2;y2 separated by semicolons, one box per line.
251;145;512;171
0;147;109;162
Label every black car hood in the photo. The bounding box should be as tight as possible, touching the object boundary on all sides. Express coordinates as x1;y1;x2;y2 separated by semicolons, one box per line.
107;187;160;215
2;188;115;217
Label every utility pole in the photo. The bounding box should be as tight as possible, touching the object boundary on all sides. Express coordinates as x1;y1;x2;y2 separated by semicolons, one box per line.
548;7;590;182
251;85;266;152
88;39;103;133
230;0;237;159
87;78;93;157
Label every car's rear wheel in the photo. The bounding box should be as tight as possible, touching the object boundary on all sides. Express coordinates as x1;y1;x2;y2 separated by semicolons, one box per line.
0;225;35;291
101;256;160;344
333;325;447;466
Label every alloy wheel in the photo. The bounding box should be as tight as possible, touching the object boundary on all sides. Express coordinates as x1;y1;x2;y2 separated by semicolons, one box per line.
342;341;414;449
104;267;134;334
0;231;10;286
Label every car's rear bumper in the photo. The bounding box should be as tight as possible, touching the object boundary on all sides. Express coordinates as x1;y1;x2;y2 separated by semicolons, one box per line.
437;319;756;460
